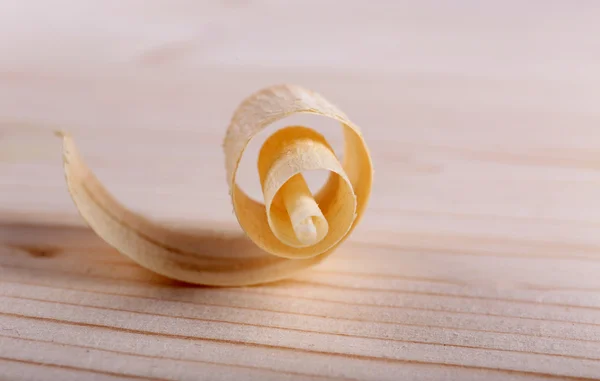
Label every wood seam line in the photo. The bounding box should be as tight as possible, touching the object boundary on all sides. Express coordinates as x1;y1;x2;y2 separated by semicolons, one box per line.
3;252;600;310
0;301;598;362
0;313;593;381
0;356;164;380
0;281;598;344
0;334;344;380
1;264;599;327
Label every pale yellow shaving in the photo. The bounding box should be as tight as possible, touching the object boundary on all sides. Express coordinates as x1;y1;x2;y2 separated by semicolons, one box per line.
60;84;373;286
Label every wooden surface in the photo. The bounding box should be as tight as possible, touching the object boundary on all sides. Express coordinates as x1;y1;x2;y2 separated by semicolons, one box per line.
2;1;600;380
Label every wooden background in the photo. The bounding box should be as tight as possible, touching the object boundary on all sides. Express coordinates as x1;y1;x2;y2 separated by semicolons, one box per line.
1;1;600;380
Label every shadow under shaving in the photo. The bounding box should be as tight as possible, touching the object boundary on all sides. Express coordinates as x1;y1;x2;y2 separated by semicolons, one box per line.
0;221;298;289
0;222;348;324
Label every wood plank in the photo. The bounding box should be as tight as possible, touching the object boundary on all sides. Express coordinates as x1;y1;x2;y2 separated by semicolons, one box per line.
1;1;600;379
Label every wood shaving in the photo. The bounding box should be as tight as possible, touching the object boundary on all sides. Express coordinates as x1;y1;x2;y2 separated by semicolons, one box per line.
60;84;373;286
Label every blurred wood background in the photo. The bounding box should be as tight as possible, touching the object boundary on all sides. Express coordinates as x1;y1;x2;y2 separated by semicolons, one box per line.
1;1;600;380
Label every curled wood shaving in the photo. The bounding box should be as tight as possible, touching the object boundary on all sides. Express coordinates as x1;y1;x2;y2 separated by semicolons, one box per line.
60;84;373;286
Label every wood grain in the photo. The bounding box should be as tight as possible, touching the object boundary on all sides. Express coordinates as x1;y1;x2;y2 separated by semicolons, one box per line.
1;1;600;380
